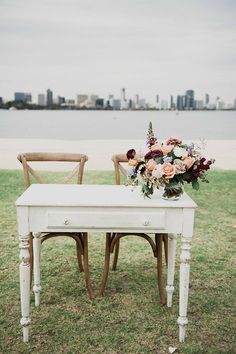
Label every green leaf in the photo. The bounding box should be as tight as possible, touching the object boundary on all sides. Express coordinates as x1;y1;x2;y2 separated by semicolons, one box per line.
192;179;200;190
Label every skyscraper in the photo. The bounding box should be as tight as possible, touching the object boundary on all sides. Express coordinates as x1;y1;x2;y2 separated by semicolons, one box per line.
38;94;46;106
14;92;25;102
176;95;185;110
170;95;174;110
46;89;53;106
14;92;32;103
185;90;195;110
204;94;210;109
121;88;126;101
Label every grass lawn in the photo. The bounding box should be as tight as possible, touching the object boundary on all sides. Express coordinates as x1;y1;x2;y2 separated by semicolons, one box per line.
0;169;235;354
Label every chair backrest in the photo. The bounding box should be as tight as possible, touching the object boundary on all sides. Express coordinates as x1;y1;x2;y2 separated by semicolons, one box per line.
17;152;88;188
111;154;128;185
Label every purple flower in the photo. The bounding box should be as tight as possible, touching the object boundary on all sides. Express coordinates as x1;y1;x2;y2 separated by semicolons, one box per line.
126;149;136;160
145;149;163;160
163;156;173;163
126;166;137;177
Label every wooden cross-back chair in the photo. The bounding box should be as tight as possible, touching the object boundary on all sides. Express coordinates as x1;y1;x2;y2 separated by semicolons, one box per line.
17;152;94;300
99;153;168;304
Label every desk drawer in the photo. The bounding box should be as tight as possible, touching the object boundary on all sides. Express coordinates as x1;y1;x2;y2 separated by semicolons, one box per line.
47;211;166;230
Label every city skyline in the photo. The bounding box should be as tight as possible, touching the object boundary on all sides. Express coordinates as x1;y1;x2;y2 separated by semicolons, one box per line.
1;0;236;102
2;87;235;110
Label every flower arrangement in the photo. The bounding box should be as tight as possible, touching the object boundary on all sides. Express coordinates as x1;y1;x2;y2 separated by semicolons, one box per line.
126;122;215;199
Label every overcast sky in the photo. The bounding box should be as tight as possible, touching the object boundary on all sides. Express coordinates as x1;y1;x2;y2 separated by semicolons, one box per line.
0;0;236;103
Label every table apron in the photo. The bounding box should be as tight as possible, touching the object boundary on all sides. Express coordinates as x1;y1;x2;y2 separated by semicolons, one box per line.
28;206;184;234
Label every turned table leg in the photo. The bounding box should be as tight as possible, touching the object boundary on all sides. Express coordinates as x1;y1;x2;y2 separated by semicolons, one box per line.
177;209;194;342
19;233;31;342
166;233;177;307
33;232;42;307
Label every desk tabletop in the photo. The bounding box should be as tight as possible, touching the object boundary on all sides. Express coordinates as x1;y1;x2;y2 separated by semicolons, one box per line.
16;184;197;209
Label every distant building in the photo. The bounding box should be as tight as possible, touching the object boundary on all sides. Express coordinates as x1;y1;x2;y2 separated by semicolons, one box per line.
25;93;32;103
217;101;225;110
14;92;25;102
160;100;168;110
156;95;159;103
121;88;126;101
85;95;98;108
38;94;46;106
139;98;146;109
66;99;75;106
195;100;204;110
14;92;32;103
234;99;236;109
176;95;185;110
204;93;210;108
209;103;216;110
120;100;129;109
57;96;65;105
185;90;195;110
112;99;121;110
77;95;88;107
95;98;104;108
170;95;175;110
46;89;53;106
0;97;3;105
120;88;128;109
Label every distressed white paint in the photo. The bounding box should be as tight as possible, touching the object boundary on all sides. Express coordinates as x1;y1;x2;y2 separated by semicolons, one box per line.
33;232;42;307
18;208;31;342
16;184;196;342
177;208;195;342
166;233;177;307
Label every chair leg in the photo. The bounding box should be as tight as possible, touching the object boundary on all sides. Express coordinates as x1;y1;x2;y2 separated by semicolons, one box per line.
112;238;120;270
156;234;166;305
29;233;33;287
99;233;112;296
76;241;84;272
82;233;94;300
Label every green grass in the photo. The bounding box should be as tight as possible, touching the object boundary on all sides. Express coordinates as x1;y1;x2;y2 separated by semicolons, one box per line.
0;169;235;353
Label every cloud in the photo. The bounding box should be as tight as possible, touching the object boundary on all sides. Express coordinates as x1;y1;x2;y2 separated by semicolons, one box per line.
0;0;235;102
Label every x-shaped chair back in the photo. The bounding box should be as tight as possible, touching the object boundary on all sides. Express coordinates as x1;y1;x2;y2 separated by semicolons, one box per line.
111;153;129;185
17;151;94;299
17;152;88;187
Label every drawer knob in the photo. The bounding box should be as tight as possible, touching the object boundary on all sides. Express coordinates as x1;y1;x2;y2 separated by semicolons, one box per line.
143;220;150;226
64;218;70;225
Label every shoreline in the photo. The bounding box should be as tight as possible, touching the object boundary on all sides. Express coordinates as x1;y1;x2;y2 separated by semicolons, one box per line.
0;138;235;171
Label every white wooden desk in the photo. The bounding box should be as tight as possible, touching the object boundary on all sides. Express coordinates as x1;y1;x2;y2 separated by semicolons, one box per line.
16;184;197;343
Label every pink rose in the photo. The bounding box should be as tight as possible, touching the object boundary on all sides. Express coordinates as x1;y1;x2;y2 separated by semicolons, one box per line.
173;159;186;174
183;157;196;170
146;159;157;171
166;137;182;145
162;144;174;155
162;162;176;179
151;142;163;151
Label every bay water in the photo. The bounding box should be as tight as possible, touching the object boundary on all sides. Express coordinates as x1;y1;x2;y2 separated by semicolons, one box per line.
0;110;235;141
